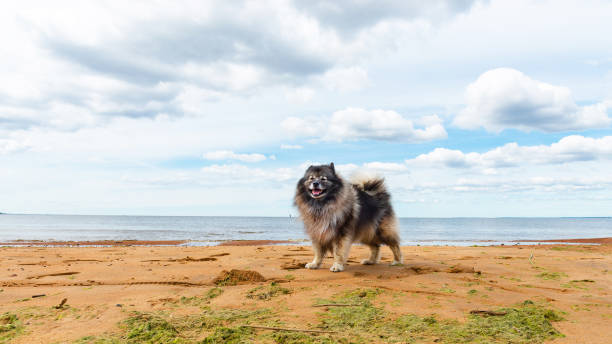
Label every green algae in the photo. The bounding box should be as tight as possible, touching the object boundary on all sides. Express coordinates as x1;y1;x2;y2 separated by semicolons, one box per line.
246;282;291;301
1;313;24;343
73;288;564;344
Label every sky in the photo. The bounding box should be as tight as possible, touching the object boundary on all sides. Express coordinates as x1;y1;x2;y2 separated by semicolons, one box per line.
1;0;612;217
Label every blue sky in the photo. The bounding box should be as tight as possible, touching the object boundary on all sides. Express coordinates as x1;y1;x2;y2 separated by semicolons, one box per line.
1;0;612;217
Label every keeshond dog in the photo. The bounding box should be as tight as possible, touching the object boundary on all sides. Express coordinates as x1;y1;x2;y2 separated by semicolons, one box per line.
294;163;403;272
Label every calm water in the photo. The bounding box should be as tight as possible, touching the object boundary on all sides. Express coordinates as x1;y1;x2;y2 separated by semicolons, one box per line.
0;214;610;245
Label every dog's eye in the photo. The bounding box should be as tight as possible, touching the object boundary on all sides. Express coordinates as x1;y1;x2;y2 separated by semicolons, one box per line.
321;176;327;181
308;176;314;180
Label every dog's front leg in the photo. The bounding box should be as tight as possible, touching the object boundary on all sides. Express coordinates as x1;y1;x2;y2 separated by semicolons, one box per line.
305;242;324;269
330;236;352;272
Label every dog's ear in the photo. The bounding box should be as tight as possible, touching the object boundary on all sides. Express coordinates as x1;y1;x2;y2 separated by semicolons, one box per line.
330;162;335;173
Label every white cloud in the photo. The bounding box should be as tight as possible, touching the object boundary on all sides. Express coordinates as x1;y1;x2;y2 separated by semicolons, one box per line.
319;66;369;92
181;62;266;92
0;1;478;133
362;162;409;173
200;164;297;182
439;176;612;194
409;148;477;168
122;164;299;188
282;108;447;142
408;135;612;169
0;137;31;155
280;144;303;150
284;87;315;104
203;150;268;163
454;68;612;132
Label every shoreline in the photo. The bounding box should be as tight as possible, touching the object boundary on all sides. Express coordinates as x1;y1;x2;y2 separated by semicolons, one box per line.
0;237;609;247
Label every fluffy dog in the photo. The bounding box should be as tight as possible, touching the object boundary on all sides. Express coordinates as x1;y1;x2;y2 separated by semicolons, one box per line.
294;163;402;272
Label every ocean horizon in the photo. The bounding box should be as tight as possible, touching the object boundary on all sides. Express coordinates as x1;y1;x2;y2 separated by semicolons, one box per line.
1;213;610;246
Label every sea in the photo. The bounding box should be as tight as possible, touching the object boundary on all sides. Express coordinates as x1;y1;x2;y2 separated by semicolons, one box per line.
0;214;610;246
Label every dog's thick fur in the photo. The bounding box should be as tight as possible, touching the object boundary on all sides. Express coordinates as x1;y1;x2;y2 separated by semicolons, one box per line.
294;163;402;272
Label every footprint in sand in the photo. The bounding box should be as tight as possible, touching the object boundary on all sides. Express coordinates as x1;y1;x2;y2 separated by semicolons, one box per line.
208;252;230;257
26;271;80;279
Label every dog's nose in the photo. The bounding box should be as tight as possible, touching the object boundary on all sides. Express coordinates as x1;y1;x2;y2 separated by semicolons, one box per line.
313;181;320;187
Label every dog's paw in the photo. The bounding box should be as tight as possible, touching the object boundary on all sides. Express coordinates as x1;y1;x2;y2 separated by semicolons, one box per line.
329;263;345;272
305;262;321;269
390;260;403;266
360;259;376;265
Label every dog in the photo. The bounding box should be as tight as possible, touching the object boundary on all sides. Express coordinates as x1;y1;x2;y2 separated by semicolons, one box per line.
294;163;402;272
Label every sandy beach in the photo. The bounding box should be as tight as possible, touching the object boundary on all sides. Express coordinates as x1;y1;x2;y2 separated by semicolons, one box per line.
1;240;611;343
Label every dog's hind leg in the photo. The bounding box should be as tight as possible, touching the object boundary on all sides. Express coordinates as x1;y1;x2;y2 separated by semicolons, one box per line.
305;242;324;269
378;215;403;266
389;243;403;266
330;236;352;272
361;244;380;265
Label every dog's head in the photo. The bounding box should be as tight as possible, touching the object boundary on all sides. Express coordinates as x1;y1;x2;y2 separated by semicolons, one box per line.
297;163;342;201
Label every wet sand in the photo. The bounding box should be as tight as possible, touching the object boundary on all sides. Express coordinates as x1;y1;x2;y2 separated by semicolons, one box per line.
516;237;612;244
0;240;189;246
0;241;610;343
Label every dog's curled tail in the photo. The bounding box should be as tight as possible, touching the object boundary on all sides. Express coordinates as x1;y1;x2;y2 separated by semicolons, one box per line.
351;172;387;194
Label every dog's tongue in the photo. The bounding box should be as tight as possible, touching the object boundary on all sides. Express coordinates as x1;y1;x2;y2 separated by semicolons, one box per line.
312;189;322;195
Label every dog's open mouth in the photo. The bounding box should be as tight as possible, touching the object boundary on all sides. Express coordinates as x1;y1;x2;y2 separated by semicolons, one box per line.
310;188;327;198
